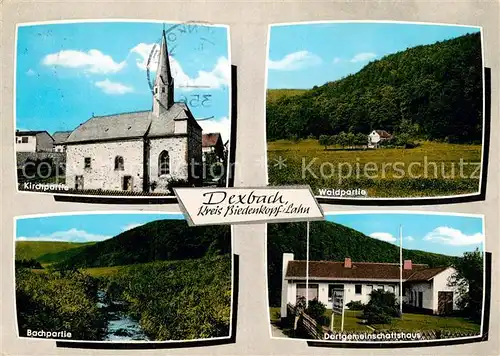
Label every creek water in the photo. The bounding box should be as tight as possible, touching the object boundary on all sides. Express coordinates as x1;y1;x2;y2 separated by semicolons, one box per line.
97;290;149;341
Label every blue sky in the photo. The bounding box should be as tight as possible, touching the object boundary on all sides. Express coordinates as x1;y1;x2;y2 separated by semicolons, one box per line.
326;213;483;257
16;213;184;242
267;22;481;89
16;21;231;141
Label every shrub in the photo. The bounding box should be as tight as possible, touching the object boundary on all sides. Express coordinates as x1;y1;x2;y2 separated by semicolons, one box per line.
361;289;399;324
166;178;191;194
346;300;365;310
305;298;326;320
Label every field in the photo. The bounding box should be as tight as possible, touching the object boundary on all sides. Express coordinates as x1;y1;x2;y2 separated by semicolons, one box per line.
268;139;482;198
15;241;95;262
270;308;480;334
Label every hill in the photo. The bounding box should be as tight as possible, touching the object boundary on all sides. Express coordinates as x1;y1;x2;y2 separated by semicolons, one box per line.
15;241;95;263
267;32;482;144
267;89;307;104
267;221;458;306
55;219;231;269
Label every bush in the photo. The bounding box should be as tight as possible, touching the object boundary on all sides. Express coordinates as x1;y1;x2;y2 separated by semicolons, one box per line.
166;178;191;194
346;300;365;310
361;289;399;324
305;298;326;320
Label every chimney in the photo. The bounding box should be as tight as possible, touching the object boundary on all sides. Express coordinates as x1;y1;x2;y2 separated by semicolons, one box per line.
403;259;412;270
344;257;352;268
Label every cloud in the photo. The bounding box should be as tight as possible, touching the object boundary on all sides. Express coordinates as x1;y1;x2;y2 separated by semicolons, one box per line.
406;236;415;241
268;50;322;71
423;226;484;246
199;116;230;143
26;68;36;76
95;79;133;95
42;49;126;74
17;228;111;243
121;223;143;232
350;52;377;63
130;43;230;90
369;232;396;243
333;57;341;64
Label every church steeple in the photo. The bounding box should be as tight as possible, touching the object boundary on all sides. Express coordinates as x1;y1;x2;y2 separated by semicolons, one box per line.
152;27;174;116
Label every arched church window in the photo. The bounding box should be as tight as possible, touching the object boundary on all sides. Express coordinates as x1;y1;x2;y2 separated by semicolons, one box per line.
159;151;170;176
114;156;124;171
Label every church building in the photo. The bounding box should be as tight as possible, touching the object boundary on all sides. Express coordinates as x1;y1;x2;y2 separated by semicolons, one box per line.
65;29;202;193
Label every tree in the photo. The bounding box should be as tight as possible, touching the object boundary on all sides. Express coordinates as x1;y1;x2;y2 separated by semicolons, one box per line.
319;135;330;150
448;248;483;322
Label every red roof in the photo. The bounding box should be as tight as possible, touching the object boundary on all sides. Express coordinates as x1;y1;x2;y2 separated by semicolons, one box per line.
202;133;222;148
374;130;392;138
285;260;448;282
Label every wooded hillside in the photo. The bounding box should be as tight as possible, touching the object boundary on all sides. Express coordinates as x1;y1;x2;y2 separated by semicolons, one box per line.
267;33;482;144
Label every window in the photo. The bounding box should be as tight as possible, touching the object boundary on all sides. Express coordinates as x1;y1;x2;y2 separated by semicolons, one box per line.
296;284;319;301
158;150;170;175
366;285;373;294
377;285;384;291
114;156;124;171
387;285;395;294
84;157;91;169
22;136;29;143
154;87;158;94
354;284;362;295
162;87;165;93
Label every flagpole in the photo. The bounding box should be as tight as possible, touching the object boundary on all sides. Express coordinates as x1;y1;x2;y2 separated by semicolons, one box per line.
306;221;310;309
400;224;403;318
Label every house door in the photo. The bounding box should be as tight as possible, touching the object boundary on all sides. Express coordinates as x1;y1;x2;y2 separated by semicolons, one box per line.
75;175;84;190
418;292;423;308
438;291;453;315
122;176;133;191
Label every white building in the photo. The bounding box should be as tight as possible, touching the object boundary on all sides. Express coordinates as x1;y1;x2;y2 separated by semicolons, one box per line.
15;131;54;153
64;29;202;193
52;131;72;152
281;253;461;318
368;129;392;148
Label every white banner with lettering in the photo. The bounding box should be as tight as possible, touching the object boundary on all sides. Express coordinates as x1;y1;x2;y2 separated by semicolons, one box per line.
174;186;324;226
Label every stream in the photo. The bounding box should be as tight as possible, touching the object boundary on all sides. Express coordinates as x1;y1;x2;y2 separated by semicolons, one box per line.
97;290;149;341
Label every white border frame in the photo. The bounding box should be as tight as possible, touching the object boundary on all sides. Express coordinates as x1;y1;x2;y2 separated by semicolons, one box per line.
13;210;235;344
265;210;487;344
13;19;234;197
264;20;486;201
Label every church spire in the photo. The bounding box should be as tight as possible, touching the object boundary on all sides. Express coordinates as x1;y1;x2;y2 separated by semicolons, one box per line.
152;27;174;116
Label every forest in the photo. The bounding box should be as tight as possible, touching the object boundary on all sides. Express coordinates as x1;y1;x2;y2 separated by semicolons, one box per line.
266;221;458;307
267;32;483;144
15;220;232;342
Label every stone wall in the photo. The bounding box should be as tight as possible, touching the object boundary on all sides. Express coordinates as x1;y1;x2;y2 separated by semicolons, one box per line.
66;140;144;191
148;136;188;192
16;151;66;169
188;125;203;184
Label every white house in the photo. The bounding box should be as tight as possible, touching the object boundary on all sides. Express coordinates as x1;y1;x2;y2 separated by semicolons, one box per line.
15;131;54;153
202;133;225;161
281;253;460;318
64;29;202;193
52;131;72;153
368;129;392;148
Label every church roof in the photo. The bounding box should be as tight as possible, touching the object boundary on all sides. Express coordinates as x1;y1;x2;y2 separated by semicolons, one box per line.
66;103;202;144
66;110;152;143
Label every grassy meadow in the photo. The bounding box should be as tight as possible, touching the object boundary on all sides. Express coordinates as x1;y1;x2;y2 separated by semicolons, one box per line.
267;139;482;198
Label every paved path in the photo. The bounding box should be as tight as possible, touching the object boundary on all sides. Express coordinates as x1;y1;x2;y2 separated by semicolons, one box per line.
271;324;288;338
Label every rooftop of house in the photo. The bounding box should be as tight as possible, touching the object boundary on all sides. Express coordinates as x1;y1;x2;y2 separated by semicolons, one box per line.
372;129;392;138
52;131;73;144
285;258;449;282
15;130;48;136
202;132;223;148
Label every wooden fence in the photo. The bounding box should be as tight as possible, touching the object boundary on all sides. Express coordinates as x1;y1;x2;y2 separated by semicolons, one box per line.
287;303;329;340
